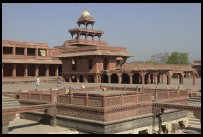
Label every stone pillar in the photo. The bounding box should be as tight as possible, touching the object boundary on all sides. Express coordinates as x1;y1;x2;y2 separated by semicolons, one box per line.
45;65;49;77
108;74;111;83
47;107;57;127
167;73;172;85
160;74;163;83
2;64;4;78
12;64;16;77
118;73;122;84
12;47;16;55
55;65;59;76
180;73;184;85
35;65;39;76
83;75;88;83
24;47;27;56
76;75;80;83
140;72;146;84
98;74;101;83
24;64;28;77
154;75;158;85
147;74;150;84
94;74;99;83
35;48;38;56
129;73;133;84
69;75;72;83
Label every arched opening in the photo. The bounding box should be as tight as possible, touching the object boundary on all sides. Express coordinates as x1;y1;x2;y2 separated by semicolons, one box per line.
103;57;108;70
122;73;129;84
150;74;157;84
133;73;142;84
145;73;151;84
101;74;108;83
111;73;118;83
71;75;77;82
4;64;12;77
79;75;84;83
88;75;94;83
16;64;24;76
65;75;69;82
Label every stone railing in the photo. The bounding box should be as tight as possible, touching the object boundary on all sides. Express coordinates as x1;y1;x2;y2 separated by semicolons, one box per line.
18;88;66;103
155;89;188;101
57;92;152;107
62;44;126;53
125;63;193;71
67;39;107;46
17;86;188;107
69;86;141;92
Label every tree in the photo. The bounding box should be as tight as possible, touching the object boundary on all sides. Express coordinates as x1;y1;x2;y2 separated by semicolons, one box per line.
166;52;189;64
149;52;170;64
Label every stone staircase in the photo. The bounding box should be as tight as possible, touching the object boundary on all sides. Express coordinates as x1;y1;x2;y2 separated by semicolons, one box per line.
187;96;201;128
2;96;20;108
187;112;201;128
2;96;21;119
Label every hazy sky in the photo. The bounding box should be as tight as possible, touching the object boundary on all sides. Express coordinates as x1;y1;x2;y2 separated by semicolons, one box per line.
2;3;201;63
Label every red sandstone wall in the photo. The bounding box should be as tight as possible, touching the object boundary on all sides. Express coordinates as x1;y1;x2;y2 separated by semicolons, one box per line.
108;58;116;70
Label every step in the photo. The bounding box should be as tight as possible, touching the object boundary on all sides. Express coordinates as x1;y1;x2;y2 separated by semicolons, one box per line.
188;118;201;123
188;121;201;126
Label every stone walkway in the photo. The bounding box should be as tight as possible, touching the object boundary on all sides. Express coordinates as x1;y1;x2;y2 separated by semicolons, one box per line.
9;117;81;134
2;78;201;93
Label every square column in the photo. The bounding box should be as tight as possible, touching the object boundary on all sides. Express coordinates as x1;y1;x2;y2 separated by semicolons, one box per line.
94;74;99;83
24;47;27;56
117;74;122;84
108;75;111;83
45;65;49;77
12;64;16;77
24;64;28;77
12;47;16;55
35;48;38;56
167;73;172;85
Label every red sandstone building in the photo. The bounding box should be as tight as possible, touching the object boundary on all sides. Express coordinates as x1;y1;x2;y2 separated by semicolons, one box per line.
2;9;198;86
2;40;62;78
2;9;201;135
55;9;197;86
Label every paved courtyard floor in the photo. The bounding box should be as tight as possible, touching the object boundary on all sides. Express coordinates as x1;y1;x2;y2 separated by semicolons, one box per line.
2;77;201;93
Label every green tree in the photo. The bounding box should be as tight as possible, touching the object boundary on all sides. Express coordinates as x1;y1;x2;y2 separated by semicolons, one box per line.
166;52;189;64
